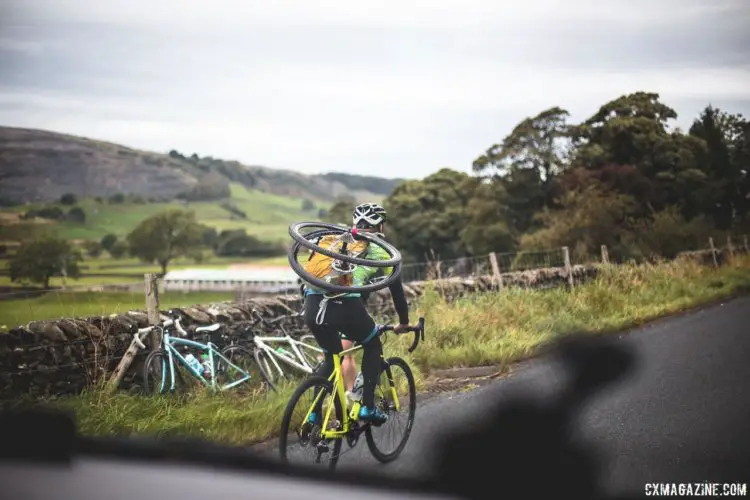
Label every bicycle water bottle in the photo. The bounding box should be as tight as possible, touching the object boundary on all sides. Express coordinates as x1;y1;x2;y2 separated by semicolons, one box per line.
276;347;291;357
200;353;212;378
185;354;203;375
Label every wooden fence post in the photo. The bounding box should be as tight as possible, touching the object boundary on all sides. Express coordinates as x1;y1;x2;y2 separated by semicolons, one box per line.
600;245;610;265
727;235;734;258
744;235;749;253
106;273;161;394
488;252;503;290
144;273;161;350
562;246;574;290
708;237;718;267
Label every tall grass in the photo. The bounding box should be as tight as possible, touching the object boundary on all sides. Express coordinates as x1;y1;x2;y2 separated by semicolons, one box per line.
20;255;750;447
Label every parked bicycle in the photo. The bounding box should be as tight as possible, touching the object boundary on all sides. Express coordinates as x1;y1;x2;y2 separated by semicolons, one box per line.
141;309;275;395
226;309;325;386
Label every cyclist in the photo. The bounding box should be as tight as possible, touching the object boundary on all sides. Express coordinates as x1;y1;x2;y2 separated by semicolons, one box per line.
301;202;410;425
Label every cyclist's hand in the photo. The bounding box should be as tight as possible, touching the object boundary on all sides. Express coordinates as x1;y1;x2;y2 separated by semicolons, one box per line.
393;323;410;334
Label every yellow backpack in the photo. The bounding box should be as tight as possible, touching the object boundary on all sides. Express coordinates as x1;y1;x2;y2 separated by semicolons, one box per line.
303;234;369;287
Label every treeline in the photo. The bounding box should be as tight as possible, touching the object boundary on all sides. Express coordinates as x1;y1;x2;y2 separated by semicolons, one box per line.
7;209;288;288
378;92;749;263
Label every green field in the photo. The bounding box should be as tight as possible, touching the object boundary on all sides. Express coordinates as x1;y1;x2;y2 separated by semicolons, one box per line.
15;254;750;447
0;182;326;244
0;290;237;329
0;253;291;291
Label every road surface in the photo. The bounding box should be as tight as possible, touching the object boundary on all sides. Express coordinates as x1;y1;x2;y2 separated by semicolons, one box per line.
265;295;750;496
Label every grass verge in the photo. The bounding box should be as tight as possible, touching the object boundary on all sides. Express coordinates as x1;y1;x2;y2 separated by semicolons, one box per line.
16;255;750;447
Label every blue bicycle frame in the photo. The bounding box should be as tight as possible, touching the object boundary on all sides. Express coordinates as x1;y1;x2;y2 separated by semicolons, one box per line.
159;331;253;393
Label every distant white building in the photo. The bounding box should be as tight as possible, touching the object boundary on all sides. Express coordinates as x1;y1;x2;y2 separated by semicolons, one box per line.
162;268;299;294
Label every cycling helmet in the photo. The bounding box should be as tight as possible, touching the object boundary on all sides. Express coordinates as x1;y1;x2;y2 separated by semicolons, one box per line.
352;202;387;229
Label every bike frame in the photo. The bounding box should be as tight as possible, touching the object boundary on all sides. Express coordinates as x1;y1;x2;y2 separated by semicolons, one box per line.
254;334;323;378
303;342;400;440
158;317;253;393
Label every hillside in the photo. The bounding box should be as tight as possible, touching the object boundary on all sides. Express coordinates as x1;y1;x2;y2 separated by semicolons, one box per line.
0;126;406;206
0;182;335;245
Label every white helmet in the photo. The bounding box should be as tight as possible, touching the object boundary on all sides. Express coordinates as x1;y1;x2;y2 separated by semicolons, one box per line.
352;202;387;228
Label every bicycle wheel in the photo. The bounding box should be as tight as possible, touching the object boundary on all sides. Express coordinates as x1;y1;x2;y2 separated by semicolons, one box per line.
365;357;417;463
218;345;275;394
287;221;403;294
289;222;401;267
288;240;403;294
279;375;344;471
253;346;281;386
142;350;185;395
298;334;325;373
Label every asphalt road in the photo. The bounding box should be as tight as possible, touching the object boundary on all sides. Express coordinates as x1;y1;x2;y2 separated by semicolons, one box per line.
266;295;750;496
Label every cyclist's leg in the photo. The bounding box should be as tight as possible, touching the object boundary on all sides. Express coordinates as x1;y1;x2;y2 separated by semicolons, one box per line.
340;336;356;391
334;299;386;424
303;294;343;424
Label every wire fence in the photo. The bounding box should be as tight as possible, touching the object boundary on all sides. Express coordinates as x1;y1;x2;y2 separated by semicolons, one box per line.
1;234;748;328
1;234;749;400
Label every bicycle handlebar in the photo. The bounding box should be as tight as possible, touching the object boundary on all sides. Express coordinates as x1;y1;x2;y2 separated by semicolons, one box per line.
379;317;426;353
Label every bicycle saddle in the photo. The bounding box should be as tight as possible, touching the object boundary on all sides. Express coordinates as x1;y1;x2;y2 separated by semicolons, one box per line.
195;324;221;333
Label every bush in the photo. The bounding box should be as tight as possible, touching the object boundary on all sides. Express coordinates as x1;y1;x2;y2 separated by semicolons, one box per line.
214;230;285;257
108;193;126;204
109;241;128;258
67;207;86;224
82;240;102;258
60;193;78;205
219;202;247;219
100;234;118;251
23;206;65;221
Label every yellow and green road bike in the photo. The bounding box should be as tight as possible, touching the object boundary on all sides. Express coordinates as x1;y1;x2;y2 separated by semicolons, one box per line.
279;317;425;470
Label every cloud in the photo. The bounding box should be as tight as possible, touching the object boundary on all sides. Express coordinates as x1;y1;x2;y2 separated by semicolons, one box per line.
1;0;749;179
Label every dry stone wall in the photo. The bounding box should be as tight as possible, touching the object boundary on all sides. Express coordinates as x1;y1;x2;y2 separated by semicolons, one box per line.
1;264;596;401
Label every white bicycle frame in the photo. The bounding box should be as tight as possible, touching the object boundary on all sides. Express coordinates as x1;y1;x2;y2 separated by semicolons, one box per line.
252;333;324;380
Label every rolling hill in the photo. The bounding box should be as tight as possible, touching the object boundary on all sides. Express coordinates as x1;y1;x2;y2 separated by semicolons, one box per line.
0;126;406;206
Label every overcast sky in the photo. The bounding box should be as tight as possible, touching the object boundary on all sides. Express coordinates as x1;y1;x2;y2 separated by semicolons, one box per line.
1;0;749;180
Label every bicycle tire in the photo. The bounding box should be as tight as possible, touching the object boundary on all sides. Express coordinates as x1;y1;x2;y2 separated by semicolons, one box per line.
298;334;324;373
279;375;344;471
142;350;185;395
252;347;280;390
365;357;417;463
288;240;403;294
220;345;276;393
289;222;402;267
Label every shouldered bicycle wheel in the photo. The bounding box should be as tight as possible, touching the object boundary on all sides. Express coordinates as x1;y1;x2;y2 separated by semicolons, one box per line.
287;221;403;294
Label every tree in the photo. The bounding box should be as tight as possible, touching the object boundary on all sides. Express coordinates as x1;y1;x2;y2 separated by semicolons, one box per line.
323;195;356;225
100;233;118;251
569;91;709;219
519;182;639;262
689;106;749;228
67;206;86;224
108;193;126;204
82;240;102;258
109;240;128;259
8;237;83;289
473;106;571;185
460;178;516;255
125;209;205;274
383;168;474;260
60;193;77;205
472;107;572;236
